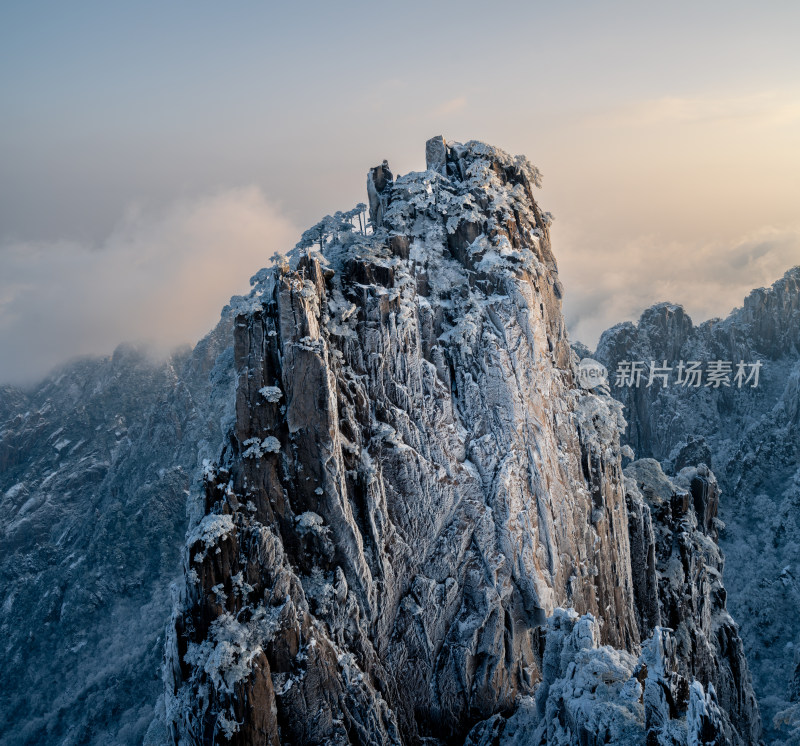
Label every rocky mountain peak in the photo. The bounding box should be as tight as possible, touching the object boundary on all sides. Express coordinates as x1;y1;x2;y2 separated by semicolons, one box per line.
1;137;784;744
733;266;800;358
162;137;760;744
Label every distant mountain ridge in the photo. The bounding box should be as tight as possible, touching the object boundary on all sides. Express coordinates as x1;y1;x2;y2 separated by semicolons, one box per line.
594;266;800;743
0;318;235;745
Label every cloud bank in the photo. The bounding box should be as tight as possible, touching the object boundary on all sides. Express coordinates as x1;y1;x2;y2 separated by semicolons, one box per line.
0;187;298;384
558;223;800;349
1;183;797;386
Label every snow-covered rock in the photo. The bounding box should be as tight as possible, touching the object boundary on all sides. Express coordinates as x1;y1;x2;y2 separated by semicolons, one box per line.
465;460;759;745
165;138;760;744
0;135;765;746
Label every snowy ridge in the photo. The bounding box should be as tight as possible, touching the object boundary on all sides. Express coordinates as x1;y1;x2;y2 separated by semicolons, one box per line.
595;267;800;743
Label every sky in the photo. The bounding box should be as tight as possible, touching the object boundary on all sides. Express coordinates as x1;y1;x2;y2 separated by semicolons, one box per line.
1;1;799;383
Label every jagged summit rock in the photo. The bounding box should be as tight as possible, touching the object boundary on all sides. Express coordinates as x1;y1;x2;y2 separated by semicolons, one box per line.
164;138;761;744
425;135;447;175
367;159;394;226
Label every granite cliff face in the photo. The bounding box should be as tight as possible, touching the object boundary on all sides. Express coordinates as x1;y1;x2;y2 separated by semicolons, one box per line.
594;268;800;743
165;138;761;744
0;319;235;745
465;458;760;746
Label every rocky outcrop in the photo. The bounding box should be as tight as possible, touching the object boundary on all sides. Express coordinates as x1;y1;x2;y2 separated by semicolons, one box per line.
165;138;760;744
0;317;235;746
0;135;773;745
465;459;760;745
626;460;760;743
594;268;800;742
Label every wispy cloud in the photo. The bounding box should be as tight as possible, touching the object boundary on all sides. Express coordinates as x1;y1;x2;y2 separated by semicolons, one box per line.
431;96;467;117
582;90;800;129
0;188;298;383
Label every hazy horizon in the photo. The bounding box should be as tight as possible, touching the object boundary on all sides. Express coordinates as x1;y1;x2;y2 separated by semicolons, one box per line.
2;1;799;383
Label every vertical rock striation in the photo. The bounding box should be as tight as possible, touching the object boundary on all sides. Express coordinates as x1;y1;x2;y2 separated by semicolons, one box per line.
465;459;760;746
165;138;761;744
625;460;761;744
